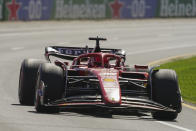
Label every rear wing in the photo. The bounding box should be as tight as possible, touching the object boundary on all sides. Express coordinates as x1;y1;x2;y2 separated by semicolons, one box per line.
45;46;126;61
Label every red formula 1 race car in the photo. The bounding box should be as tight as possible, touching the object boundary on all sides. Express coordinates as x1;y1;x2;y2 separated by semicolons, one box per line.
18;37;182;120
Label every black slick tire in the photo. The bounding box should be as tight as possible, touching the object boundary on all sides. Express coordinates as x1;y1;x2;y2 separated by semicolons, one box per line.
35;63;64;113
18;59;45;105
151;69;182;121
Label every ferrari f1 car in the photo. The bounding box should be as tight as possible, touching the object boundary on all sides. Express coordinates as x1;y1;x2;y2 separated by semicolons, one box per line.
18;37;182;120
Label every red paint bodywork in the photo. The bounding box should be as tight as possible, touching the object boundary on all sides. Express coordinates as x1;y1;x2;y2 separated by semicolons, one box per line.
66;53;148;106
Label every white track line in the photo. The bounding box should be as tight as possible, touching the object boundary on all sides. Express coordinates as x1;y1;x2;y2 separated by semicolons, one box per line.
11;47;24;51
156;121;193;131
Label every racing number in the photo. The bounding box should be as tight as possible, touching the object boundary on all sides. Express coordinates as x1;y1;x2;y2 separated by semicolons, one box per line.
131;0;146;18
29;0;42;19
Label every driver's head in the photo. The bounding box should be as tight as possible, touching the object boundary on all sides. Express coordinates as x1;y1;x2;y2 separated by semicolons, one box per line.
88;56;101;67
104;57;110;68
94;56;102;67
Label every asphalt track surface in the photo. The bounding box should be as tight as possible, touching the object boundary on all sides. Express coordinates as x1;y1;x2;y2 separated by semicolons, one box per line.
0;19;196;131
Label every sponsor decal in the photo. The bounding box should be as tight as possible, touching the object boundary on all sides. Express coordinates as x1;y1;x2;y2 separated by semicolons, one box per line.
6;0;21;20
100;72;117;76
2;0;158;21
18;0;53;20
102;76;118;88
110;0;123;18
58;48;90;56
103;78;116;82
159;0;196;17
5;0;53;20
108;0;157;18
99;69;118;73
103;83;118;88
54;0;106;19
120;0;157;18
24;0;44;20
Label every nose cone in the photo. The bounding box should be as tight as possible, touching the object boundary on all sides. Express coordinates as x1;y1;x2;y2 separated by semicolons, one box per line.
104;87;121;104
100;75;121;105
91;69;121;106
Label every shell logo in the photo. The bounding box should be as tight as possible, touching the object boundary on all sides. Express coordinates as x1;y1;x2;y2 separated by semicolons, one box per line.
103;78;115;82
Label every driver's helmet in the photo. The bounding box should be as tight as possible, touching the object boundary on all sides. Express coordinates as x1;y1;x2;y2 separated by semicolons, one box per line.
93;56;102;67
104;57;110;68
88;56;102;67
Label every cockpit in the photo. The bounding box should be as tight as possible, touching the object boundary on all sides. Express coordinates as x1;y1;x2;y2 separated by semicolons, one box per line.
71;53;123;68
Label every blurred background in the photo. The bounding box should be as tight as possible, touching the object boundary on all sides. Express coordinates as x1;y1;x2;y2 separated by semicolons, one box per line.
2;0;196;21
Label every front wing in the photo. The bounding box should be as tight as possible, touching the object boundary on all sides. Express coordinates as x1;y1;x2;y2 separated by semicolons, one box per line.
44;96;175;112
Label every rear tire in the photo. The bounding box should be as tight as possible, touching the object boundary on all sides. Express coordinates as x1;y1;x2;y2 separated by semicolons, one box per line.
151;69;182;120
35;63;64;113
18;59;45;105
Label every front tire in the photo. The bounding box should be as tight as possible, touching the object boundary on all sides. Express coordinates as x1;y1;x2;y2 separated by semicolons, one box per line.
18;59;45;105
151;69;182;120
35;63;64;113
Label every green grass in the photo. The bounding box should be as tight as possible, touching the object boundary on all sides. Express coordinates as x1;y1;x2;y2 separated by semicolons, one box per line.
158;56;196;104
